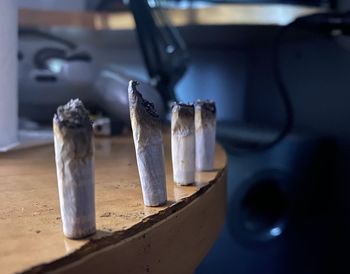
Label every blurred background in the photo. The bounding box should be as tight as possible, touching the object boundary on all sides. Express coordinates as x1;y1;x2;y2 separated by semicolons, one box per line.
17;0;350;273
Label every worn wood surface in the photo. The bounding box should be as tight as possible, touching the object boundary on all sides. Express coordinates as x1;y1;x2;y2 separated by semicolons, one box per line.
0;134;227;274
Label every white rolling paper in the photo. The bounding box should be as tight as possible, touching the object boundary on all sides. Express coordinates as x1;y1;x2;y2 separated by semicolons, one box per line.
171;103;195;185
0;0;18;149
195;100;216;171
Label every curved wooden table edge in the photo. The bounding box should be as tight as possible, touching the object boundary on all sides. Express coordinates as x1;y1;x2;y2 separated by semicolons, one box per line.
23;163;228;274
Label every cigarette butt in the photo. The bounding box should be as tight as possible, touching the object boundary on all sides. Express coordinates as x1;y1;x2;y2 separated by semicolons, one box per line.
171;103;195;185
128;81;167;207
195;100;216;171
53;99;96;239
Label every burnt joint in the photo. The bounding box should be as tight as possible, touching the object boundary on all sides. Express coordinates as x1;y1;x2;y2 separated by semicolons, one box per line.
196;100;216;114
141;99;159;118
172;103;194;119
130;81;159;119
54;99;92;129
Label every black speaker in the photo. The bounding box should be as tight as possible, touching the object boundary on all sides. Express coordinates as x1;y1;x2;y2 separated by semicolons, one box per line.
197;124;336;274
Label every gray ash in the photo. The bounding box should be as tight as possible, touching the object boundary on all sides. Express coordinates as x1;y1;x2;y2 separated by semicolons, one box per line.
195;100;216;114
129;81;159;119
141;100;158;118
172;102;194;119
54;99;91;128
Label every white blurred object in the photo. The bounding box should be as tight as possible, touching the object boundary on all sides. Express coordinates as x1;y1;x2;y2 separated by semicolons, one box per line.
0;2;52;153
0;0;18;150
18;0;86;11
93;117;111;137
0;129;53;152
0;117;53;152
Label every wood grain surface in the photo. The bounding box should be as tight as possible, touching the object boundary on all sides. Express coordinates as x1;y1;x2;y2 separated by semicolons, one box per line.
0;134;227;274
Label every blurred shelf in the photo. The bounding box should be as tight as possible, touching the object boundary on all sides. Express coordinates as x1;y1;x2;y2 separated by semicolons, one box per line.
19;4;326;30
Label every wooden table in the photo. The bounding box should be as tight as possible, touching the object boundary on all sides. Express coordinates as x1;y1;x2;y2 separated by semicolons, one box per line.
0;134;227;274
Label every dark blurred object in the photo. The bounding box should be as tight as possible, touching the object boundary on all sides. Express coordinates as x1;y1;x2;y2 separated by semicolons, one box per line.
126;0;190;105
197;123;337;274
88;0;126;11
291;10;350;34
250;10;350;152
